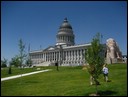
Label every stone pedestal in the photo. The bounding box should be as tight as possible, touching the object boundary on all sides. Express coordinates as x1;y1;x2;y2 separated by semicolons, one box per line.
111;58;117;63
106;57;112;64
106;58;117;64
117;58;123;63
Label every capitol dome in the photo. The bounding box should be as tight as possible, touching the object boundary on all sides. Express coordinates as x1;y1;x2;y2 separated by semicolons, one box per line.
59;18;72;29
56;18;75;46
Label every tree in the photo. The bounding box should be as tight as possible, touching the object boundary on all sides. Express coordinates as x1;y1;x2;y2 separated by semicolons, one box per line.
18;39;27;68
1;58;7;68
10;55;20;67
85;33;105;95
25;58;32;67
8;64;12;74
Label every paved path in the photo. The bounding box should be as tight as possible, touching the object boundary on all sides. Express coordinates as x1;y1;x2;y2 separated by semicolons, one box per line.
1;69;52;82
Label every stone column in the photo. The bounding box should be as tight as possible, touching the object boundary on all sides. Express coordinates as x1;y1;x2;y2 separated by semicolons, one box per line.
67;51;69;62
46;53;47;61
70;51;72;64
65;51;67;61
72;50;74;62
44;53;45;61
63;36;64;41
53;52;55;61
56;52;57;61
55;52;56;62
44;53;46;61
64;36;66;42
77;50;79;64
47;53;49;62
71;50;73;62
74;50;76;63
69;51;71;62
61;36;62;41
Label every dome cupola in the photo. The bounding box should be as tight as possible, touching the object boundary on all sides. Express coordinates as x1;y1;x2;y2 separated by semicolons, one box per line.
59;18;72;29
56;18;75;46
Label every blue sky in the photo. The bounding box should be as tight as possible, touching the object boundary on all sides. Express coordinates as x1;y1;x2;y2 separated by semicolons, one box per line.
1;1;127;61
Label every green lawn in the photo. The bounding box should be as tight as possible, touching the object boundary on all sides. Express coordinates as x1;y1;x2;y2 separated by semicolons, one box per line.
1;63;127;96
1;66;49;78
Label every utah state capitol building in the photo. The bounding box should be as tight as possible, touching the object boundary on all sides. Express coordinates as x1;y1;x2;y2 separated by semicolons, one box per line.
29;18;99;66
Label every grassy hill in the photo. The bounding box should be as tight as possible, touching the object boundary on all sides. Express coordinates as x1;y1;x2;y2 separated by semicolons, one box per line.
1;67;46;78
1;63;127;96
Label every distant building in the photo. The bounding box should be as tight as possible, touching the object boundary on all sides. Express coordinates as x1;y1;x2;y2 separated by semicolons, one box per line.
29;18;105;66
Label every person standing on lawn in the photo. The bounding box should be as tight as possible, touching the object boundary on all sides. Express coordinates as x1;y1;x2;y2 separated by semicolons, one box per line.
102;64;109;82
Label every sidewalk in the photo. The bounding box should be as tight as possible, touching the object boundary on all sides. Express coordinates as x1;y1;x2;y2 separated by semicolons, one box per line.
1;69;52;82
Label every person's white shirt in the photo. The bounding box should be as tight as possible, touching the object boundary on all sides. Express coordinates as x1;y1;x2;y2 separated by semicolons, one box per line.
103;67;108;74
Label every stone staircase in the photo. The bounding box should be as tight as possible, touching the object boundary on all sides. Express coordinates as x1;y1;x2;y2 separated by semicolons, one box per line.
33;61;51;67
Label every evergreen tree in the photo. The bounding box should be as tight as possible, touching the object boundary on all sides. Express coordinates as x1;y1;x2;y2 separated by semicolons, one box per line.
85;33;105;95
18;39;27;68
10;55;20;67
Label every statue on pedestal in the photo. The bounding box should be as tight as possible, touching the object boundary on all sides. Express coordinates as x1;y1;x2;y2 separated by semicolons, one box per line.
106;38;122;64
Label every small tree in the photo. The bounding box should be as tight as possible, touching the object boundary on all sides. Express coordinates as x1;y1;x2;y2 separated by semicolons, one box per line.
18;38;27;68
18;39;27;84
1;58;7;68
85;33;105;95
25;58;32;67
10;55;20;67
8;64;12;74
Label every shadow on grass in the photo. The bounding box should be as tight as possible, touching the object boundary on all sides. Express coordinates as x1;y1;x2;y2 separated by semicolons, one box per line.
98;90;117;96
85;90;117;96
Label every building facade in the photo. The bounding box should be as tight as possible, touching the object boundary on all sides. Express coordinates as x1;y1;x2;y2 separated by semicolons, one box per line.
29;18;103;66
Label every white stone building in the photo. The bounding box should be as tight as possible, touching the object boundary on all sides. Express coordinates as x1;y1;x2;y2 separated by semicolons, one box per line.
29;18;104;66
